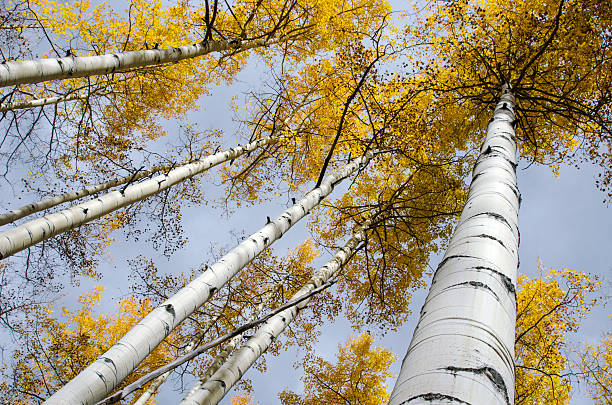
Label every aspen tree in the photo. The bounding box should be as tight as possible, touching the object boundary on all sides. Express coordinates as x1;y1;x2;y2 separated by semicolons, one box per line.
0;161;181;226
0;136;276;259
43;152;373;405
389;86;520;405
133;280;284;405
180;217;377;405
0;93;84;112
0;37;287;88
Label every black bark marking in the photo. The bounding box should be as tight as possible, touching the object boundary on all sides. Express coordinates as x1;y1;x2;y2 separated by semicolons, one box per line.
474;233;507;249
101;357;117;375
445;281;500;301
473;266;516;297
164;303;175;318
209;287;217;295
476;150;517;171
484;145;492;154
445;366;511;405
95;371;107;384
214;379;227;390
263;237;269;245
82;208;89;215
400;393;471;404
464;212;515;234
436;255;478;271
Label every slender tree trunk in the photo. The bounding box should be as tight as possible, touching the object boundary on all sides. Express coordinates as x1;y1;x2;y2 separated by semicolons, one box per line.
0;136;277;260
388;85;519;405
43;152;373;405
180;219;373;405
0;93;84;112
0;37;287;88
133;282;281;405
0;163;176;226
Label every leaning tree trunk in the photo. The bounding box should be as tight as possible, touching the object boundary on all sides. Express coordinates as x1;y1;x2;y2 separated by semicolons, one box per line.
388;85;519;405
0;92;85;112
180;219;374;405
0;136;277;260
133;280;282;405
0;37;286;87
43;152;373;405
0;161;177;226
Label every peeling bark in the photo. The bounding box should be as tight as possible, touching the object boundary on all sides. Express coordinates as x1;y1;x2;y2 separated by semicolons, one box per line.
388;86;519;405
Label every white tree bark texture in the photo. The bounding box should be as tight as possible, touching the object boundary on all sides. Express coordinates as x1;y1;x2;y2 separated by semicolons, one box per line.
0;136;277;260
0;163;176;226
132;281;280;405
180;220;373;405
43;152;373;405
0;37;285;88
0;93;83;112
388;86;519;405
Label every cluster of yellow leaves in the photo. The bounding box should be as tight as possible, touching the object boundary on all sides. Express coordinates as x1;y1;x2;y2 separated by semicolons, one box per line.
24;0;220;168
279;333;395;405
409;0;612;191
231;393;258;405
581;333;612;404
17;0;392;174
307;147;468;331
1;286;181;404
515;263;602;405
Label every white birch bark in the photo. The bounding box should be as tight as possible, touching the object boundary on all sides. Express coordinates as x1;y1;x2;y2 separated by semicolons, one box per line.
0;93;83;112
180;219;373;405
0;163;174;226
132;281;280;405
43;152;373;405
388;86;519;405
0;37;286;88
0;136;277;260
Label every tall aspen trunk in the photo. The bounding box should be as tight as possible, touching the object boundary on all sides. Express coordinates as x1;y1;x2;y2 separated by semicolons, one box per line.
0;162;176;226
388;86;519;405
133;282;281;405
43;152;373;405
0;136;277;260
0;37;286;88
180;220;373;405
